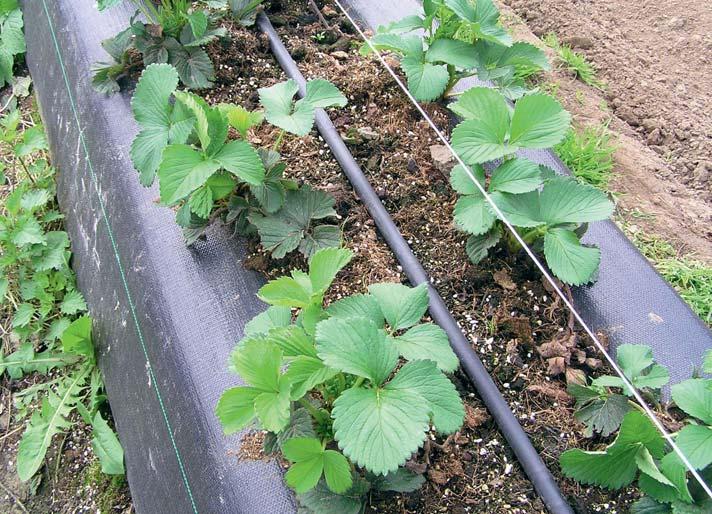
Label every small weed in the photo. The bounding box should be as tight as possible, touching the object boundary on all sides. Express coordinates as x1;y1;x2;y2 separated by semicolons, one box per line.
541;81;561;98
575;90;586;105
83;461;129;514
544;33;605;89
555;121;616;190
627;229;712;324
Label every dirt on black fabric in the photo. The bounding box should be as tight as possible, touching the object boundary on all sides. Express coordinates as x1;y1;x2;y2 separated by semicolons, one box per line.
201;2;648;512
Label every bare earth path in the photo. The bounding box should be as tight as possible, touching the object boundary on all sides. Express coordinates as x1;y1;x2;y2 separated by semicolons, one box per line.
500;0;712;262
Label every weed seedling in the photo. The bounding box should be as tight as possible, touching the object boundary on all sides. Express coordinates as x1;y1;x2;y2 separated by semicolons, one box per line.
555;121;616;190
544;33;604;90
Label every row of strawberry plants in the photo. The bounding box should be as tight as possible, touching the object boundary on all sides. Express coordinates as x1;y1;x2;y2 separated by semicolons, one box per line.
0;0;124;485
94;1;467;509
368;0;614;286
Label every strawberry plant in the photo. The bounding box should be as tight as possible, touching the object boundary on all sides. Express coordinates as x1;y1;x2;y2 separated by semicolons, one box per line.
93;0;226;93
130;64;346;257
258;78;348;138
0;107;124;481
216;248;463;510
447;87;613;285
568;344;669;437
366;0;549;101
561;349;712;512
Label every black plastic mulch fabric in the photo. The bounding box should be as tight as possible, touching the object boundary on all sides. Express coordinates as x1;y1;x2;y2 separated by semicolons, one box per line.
24;1;294;512
340;0;712;384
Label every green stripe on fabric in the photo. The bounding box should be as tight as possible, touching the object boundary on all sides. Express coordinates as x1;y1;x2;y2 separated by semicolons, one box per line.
38;1;199;512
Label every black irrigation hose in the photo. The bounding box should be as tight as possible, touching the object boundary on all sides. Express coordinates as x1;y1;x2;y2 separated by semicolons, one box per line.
257;13;574;514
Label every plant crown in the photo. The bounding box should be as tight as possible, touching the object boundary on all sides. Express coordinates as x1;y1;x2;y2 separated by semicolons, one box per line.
216;247;464;510
93;0;227;92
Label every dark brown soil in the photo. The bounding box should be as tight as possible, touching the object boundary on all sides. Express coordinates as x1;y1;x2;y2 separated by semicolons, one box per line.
203;2;648;512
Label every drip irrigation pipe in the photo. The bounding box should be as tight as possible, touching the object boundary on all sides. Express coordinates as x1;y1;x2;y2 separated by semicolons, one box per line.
330;0;711;498
257;13;573;514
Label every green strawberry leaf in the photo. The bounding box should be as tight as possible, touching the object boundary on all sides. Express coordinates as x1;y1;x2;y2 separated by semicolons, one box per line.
675;425;712;470
489;158;542;194
451;89;570;163
450;163;485;195
284;355;338;400
538;176;614;224
188;185;213;218
166;39;215;90
387;360;464;433
508;94;571;148
453;193;497;235
217;340;291;433
425;38;479;69
297;476;370;514
213;139;265;185
283;437;352;494
326;294;385;327
315;316;398;384
544;228;600;286
450;87;510;163
263;407;316;455
250;186;338;259
465;226;502;264
560;444;641;490
570;384;630;437
130;64;190;186
308;247;353;294
304;79;348;109
332;386;430;476
393;323;459;372
258;274;314;309
244;306;292;337
259;79;315;136
368;282;429;331
671;379;712;425
400;57;450;102
158;145;221;205
220;104;264;138
370;468;426;492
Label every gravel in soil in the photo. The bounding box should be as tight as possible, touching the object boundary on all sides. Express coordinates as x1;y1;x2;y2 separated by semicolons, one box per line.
203;2;650;512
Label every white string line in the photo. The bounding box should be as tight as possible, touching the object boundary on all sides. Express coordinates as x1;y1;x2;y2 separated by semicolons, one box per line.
331;0;712;497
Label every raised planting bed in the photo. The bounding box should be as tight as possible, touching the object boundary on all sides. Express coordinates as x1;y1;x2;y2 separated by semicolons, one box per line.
337;0;711;385
24;0;712;513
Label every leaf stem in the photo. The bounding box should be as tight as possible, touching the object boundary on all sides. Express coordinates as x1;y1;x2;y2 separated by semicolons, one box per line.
351;376;365;389
298;397;326;423
272;129;285;152
16;156;35;184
